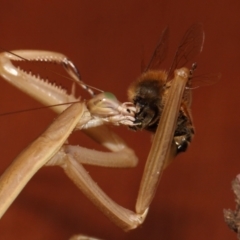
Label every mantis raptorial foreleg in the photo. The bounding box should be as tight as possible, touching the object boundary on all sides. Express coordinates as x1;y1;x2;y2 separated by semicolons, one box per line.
136;68;189;214
0;102;87;218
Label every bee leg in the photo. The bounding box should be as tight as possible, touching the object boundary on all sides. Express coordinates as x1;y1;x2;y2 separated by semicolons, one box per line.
174;135;190;153
174;107;194;153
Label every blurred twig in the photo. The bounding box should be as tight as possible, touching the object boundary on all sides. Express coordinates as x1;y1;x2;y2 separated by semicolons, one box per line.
224;174;240;239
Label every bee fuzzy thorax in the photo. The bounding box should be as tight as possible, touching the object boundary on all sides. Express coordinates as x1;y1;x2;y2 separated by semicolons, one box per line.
128;70;168;102
127;70;170;132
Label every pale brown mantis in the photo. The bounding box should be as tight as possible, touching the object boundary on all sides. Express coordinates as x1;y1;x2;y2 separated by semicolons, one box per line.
0;23;204;238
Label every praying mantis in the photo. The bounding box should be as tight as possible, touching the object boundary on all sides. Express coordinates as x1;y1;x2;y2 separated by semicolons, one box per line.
0;23;204;239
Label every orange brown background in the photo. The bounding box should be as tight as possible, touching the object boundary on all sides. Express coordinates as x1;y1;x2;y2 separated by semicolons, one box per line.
0;1;239;239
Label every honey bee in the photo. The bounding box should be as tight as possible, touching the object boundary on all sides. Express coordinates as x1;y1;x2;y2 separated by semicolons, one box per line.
128;24;205;153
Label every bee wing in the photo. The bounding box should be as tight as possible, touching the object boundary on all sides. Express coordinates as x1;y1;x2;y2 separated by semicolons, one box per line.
167;23;205;81
144;26;169;72
190;72;221;88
